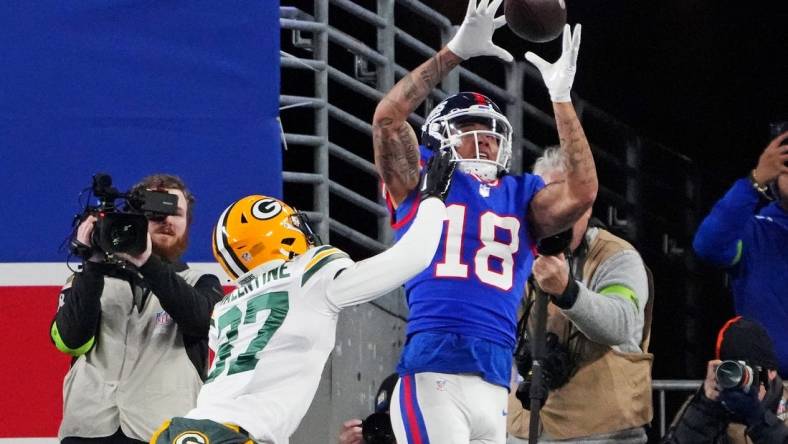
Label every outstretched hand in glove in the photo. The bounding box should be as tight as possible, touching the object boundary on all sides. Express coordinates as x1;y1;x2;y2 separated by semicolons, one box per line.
447;0;513;63
525;24;581;103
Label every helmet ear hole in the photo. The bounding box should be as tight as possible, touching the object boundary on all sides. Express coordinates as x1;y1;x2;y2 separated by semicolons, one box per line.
240;214;248;224
281;238;296;246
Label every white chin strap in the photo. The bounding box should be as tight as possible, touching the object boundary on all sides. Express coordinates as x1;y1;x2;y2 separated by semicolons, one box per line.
457;161;498;181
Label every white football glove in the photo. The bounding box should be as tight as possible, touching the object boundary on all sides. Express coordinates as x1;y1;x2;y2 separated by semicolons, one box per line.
447;0;513;63
525;24;581;103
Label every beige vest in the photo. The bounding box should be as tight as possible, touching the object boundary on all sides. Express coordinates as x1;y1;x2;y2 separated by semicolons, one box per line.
508;229;654;439
59;268;206;441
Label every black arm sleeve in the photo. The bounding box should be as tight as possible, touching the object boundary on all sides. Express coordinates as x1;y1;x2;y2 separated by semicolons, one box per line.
662;390;729;444
138;256;223;338
52;262;105;349
747;410;788;443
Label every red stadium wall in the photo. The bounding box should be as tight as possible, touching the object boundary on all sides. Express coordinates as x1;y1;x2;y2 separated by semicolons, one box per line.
0;285;71;438
0;265;232;441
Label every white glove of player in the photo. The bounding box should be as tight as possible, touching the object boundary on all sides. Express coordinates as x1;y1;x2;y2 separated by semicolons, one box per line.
525;24;581;103
447;0;513;63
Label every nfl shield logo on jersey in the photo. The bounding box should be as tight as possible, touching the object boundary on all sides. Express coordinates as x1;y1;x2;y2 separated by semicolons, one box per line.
479;183;490;197
154;311;174;335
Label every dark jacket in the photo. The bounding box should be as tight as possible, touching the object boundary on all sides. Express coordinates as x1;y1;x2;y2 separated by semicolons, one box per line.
692;178;788;377
662;387;788;444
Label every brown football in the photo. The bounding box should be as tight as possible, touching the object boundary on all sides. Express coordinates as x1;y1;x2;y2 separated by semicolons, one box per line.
504;0;567;43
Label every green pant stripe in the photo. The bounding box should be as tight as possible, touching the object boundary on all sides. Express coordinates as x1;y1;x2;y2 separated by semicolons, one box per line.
599;284;639;309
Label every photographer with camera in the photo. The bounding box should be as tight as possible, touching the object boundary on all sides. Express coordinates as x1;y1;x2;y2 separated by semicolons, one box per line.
662;317;788;443
693;127;788;379
51;174;224;444
338;373;399;444
507;147;653;443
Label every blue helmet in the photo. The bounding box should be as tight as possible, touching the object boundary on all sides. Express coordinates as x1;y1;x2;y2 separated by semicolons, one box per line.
421;92;513;180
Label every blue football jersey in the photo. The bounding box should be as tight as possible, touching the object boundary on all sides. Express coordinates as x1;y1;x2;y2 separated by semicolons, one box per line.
390;146;545;387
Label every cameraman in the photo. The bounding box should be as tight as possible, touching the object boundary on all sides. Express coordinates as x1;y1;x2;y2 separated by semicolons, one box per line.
662;317;788;444
693;130;788;378
507;148;653;443
339;373;398;444
51;174;224;444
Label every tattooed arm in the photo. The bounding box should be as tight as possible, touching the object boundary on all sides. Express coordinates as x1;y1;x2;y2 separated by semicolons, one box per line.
528;103;597;239
525;24;598;239
372;0;511;206
372;48;461;206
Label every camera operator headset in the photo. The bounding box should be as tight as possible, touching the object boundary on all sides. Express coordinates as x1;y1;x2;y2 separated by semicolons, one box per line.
508;210;654;443
51;173;224;444
662;317;788;444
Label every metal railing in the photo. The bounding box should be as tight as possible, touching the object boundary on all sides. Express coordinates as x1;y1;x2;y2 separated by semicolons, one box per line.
278;0;700;266
652;379;702;437
278;7;709;439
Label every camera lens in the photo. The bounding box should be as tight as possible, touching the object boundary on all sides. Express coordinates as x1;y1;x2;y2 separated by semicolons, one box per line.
716;361;746;390
93;213;149;255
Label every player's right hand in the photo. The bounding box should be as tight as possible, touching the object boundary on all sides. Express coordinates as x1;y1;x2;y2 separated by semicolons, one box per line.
447;0;513;62
420;148;456;202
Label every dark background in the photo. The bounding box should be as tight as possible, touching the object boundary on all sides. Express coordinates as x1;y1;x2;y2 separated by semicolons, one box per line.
281;0;788;383
282;1;788;439
434;0;788;194
427;0;788;377
399;3;788;437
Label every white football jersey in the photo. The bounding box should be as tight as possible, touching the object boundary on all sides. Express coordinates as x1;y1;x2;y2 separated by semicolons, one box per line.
185;245;353;443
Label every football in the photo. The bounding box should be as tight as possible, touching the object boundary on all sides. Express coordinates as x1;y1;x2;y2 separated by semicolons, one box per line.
504;0;567;43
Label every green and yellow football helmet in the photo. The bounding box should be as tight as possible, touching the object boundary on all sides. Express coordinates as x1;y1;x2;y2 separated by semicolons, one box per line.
212;195;318;280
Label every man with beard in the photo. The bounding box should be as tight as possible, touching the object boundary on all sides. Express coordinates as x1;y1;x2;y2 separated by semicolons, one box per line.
51;174;224;444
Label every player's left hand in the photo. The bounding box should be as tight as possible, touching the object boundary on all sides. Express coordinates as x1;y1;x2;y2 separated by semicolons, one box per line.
447;0;513;62
525;24;581;103
338;419;364;444
420;148;457;201
115;232;152;268
532;253;570;295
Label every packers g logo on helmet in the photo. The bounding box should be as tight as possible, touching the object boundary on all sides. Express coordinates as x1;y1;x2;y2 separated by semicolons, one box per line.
213;195;317;279
173;431;209;444
251;199;283;220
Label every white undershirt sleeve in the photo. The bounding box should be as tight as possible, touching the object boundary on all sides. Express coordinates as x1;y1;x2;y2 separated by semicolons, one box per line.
325;198;447;310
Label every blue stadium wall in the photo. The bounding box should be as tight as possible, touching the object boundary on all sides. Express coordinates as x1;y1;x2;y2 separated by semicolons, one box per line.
0;1;280;439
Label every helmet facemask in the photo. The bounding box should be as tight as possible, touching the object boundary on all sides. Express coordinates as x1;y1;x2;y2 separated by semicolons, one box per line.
425;107;512;181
